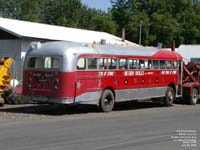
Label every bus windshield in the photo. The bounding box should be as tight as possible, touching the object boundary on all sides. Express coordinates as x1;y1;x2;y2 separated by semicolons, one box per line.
28;56;60;69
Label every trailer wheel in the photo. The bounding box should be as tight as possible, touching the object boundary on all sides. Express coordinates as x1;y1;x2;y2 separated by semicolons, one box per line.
189;88;198;105
99;90;115;112
164;87;175;106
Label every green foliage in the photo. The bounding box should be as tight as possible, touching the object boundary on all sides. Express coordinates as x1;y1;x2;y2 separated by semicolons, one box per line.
40;0;82;27
0;0;40;21
111;0;200;47
0;0;200;47
91;15;117;34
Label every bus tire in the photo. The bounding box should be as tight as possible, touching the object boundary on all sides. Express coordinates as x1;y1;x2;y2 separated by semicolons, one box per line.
189;88;198;105
99;89;115;112
164;87;175;106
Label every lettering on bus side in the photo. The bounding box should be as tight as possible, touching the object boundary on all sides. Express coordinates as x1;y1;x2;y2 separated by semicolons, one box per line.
99;71;115;76
124;71;144;76
161;70;177;75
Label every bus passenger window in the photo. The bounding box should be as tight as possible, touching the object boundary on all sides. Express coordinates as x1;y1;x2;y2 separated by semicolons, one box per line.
172;61;178;69
52;58;60;69
152;60;159;69
119;59;127;69
98;58;106;70
128;59;137;69
160;60;166;69
45;57;51;68
166;61;172;69
88;58;97;70
148;60;152;69
28;57;36;68
77;58;86;70
139;60;144;69
44;57;60;69
144;60;150;69
35;57;43;69
109;59;117;69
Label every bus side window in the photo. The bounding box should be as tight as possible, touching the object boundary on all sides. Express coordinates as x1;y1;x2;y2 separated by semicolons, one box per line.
173;61;178;69
108;59;117;70
52;57;60;69
152;60;159;69
35;57;43;69
28;57;36;68
166;61;172;69
88;58;97;70
98;58;106;70
160;60;166;69
148;60;152;69
139;60;144;69
128;59;136;69
144;60;150;69
98;58;103;70
119;59;127;69
77;58;86;70
45;57;51;68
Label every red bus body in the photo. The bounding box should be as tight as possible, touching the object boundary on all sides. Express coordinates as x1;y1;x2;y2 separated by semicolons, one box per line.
23;41;183;111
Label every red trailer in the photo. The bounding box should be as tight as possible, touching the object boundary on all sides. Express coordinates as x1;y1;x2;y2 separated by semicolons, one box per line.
182;62;200;105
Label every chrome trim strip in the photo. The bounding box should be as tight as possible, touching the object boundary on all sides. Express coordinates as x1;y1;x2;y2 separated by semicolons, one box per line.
22;95;74;104
115;87;168;102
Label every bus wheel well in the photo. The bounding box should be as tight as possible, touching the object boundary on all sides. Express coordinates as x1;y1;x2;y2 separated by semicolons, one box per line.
168;83;176;94
103;87;115;100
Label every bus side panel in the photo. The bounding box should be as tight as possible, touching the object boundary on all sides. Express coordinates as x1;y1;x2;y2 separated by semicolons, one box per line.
75;71;102;104
113;70;178;101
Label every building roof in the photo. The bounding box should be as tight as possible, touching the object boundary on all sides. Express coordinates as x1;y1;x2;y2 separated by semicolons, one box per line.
176;45;200;62
0;17;138;46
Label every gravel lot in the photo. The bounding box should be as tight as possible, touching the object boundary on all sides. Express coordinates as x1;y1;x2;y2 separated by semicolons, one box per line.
0;100;198;122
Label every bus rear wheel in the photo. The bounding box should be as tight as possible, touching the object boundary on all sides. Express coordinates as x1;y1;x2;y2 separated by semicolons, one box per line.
189;88;198;105
163;87;175;106
99;90;115;112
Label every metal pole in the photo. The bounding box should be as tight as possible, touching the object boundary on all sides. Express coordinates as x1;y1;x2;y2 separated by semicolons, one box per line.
139;21;143;45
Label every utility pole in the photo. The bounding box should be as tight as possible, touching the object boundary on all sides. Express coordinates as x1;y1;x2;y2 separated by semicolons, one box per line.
139;21;143;45
122;28;125;42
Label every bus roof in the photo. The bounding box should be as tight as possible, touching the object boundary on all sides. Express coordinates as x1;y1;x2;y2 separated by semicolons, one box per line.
29;41;182;60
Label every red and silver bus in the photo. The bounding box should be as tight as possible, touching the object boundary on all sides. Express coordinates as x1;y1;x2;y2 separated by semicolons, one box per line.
23;41;183;112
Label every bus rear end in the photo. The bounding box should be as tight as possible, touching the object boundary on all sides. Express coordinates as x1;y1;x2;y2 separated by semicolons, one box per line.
23;53;76;104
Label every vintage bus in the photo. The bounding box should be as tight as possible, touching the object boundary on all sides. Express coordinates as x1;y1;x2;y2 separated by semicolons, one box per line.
22;41;183;112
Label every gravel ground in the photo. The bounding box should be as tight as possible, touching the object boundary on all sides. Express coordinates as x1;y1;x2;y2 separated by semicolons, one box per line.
0;100;196;122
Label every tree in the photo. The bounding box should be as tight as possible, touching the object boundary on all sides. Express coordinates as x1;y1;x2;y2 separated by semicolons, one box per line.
0;0;40;22
77;6;97;29
40;0;82;27
91;14;117;34
111;0;132;34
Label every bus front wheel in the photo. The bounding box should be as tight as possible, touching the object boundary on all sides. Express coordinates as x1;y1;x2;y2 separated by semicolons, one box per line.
99;90;115;112
164;87;175;106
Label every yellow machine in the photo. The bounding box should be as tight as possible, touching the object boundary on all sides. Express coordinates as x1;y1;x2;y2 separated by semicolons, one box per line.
0;57;13;106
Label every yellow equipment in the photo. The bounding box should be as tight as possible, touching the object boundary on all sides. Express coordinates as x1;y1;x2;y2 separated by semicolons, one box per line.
0;57;13;106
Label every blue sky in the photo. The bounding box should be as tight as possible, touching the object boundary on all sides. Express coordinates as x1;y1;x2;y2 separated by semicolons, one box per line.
81;0;112;11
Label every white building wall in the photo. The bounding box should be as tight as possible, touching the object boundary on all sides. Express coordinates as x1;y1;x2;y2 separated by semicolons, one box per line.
0;39;32;81
176;45;200;63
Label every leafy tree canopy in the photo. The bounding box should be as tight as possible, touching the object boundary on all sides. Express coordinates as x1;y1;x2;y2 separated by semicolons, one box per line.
0;0;200;47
